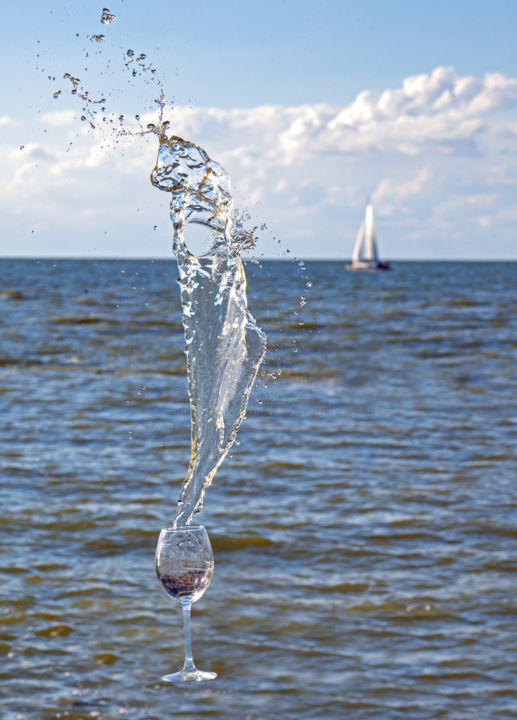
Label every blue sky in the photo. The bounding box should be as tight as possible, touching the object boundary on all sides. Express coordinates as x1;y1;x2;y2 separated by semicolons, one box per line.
1;0;516;258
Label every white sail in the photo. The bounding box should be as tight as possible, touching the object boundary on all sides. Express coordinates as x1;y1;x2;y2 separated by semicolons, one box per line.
352;220;364;262
363;203;378;262
346;199;388;271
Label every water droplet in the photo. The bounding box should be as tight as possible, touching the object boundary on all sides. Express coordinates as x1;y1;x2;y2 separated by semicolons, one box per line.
100;8;116;24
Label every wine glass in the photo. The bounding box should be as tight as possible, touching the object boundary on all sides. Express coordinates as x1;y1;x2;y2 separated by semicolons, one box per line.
155;525;217;682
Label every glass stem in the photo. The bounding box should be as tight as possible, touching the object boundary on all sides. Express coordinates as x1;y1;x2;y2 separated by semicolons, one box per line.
181;598;195;670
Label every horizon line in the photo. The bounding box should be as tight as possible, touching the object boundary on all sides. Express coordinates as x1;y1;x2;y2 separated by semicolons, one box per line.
1;256;517;263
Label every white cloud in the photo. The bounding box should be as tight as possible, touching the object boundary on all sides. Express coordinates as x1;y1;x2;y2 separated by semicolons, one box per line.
40;109;78;127
1;66;517;259
372;168;432;215
141;66;517;166
432;193;498;232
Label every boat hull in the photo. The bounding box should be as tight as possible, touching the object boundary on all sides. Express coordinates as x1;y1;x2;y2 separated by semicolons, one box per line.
345;261;391;271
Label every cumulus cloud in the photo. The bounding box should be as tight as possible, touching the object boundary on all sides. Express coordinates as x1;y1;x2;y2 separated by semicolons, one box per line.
39;109;79;127
372;168;432;216
128;66;516;171
1;66;517;258
282;66;517;157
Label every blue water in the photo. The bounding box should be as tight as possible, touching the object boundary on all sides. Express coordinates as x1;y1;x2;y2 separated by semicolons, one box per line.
1;259;517;719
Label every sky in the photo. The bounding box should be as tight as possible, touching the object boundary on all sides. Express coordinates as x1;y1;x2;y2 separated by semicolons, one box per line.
1;0;516;259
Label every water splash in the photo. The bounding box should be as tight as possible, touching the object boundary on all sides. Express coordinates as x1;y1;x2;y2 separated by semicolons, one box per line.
100;8;116;25
51;14;161;133
150;119;266;526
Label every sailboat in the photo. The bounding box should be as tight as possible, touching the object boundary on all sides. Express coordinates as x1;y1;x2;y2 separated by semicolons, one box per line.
345;201;390;271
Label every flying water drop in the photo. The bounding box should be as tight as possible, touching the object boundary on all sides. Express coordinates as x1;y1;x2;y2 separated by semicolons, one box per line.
100;8;116;24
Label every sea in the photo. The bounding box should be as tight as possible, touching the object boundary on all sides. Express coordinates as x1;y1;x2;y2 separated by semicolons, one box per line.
1;258;517;720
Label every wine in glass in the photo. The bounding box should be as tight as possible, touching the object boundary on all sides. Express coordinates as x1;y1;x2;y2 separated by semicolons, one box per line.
155;525;217;682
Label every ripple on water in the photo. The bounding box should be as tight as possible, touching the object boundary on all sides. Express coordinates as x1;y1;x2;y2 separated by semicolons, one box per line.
1;260;517;719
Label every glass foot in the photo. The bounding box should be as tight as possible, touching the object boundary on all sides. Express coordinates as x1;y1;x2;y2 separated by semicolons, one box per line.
162;667;217;683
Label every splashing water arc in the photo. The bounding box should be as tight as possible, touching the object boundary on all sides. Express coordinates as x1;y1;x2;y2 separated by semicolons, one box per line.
150;124;267;527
